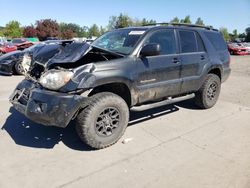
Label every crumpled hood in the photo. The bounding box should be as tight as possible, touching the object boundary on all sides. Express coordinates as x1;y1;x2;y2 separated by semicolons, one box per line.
46;42;91;67
32;44;61;65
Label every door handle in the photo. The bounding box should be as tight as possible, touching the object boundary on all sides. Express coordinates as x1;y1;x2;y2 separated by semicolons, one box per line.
201;55;205;60
172;57;180;64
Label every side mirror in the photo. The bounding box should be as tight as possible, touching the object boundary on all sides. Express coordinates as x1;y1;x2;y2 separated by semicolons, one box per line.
140;43;160;57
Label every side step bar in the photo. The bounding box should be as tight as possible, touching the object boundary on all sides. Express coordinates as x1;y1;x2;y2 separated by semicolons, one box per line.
131;94;195;112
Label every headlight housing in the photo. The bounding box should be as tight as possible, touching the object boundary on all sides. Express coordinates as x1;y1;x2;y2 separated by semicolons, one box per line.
39;70;73;90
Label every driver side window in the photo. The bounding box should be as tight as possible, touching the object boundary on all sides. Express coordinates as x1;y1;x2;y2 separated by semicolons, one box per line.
145;29;177;55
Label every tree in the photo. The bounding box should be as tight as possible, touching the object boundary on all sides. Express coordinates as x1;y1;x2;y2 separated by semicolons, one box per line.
170;17;180;23
99;26;106;35
107;16;118;31
61;29;75;39
219;27;230;41
4;20;22;38
180;15;192;24
115;13;132;29
36;19;60;41
245;27;250;42
23;25;37;37
78;26;88;38
88;24;100;37
0;26;4;36
229;29;238;41
195;17;204;26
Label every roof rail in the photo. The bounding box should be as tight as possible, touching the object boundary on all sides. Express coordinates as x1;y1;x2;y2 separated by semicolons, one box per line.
143;22;218;31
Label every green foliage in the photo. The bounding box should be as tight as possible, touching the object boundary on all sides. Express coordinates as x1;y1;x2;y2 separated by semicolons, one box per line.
88;24;100;37
4;20;22;38
219;27;230;41
115;13;132;29
170;17;180;23
195;17;204;26
245;27;250;42
180;15;192;24
141;18;156;26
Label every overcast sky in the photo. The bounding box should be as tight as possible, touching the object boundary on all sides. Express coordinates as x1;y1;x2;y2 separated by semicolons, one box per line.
0;0;249;33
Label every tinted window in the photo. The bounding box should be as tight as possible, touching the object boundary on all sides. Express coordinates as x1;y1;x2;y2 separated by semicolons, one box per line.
179;31;197;53
204;32;227;51
146;29;177;55
196;33;205;52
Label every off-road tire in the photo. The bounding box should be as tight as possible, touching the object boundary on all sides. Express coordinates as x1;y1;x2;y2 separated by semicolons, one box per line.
76;92;129;149
194;74;221;109
14;60;24;75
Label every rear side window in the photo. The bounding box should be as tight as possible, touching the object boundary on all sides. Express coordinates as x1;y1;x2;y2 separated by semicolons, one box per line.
179;30;196;53
196;33;205;52
146;29;177;55
204;32;227;51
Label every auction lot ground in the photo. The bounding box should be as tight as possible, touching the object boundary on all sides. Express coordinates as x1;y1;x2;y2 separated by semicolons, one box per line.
0;55;250;188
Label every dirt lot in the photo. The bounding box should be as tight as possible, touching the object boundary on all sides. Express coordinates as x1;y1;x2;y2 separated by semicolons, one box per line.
0;55;250;188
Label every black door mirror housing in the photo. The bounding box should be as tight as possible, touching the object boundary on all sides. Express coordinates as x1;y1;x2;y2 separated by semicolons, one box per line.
140;43;161;57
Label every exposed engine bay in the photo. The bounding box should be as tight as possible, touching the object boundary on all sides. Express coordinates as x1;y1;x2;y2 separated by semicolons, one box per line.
28;42;123;79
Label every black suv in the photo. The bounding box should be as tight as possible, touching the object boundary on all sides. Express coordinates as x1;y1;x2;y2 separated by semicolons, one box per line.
9;23;231;149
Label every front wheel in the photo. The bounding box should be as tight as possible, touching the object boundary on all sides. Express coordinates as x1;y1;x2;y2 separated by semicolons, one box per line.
75;92;129;149
14;61;24;75
194;74;221;109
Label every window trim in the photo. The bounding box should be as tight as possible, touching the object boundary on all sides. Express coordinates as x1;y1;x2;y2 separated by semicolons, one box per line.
136;28;178;57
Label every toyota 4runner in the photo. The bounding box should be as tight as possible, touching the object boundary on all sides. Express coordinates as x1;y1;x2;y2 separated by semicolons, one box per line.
9;23;231;149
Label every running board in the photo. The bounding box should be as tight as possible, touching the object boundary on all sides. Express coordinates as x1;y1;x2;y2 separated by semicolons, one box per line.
131;94;195;112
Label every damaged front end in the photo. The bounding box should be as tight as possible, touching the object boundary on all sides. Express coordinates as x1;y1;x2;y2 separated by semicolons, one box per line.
9;42;124;127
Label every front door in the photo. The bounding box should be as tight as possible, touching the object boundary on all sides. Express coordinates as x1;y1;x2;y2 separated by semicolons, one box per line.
135;29;182;103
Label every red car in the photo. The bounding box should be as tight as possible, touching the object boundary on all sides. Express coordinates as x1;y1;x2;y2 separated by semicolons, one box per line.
228;43;249;55
12;38;34;50
0;43;17;55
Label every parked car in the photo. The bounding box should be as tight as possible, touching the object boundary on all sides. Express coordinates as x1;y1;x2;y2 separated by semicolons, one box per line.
0;42;17;56
12;38;34;50
243;43;250;54
228;43;248;55
10;23;230;149
0;40;70;75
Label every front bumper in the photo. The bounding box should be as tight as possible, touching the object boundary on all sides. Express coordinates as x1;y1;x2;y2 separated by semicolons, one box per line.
9;79;86;128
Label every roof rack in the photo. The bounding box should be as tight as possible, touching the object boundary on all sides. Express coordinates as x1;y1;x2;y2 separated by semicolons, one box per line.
143;22;218;31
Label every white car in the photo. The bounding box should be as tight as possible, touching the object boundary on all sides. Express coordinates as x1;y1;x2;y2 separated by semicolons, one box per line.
243;43;250;53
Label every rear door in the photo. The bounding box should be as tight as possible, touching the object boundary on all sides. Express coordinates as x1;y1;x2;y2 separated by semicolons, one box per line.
135;28;182;103
178;29;208;93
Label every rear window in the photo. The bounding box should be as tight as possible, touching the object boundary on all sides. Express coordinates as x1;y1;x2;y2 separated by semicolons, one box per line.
204;32;227;51
179;30;197;53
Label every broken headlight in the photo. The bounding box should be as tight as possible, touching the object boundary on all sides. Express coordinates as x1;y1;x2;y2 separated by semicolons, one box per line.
39;70;73;90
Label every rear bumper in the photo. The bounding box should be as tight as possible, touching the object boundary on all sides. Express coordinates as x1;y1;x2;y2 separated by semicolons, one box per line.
10;79;87;128
222;67;231;83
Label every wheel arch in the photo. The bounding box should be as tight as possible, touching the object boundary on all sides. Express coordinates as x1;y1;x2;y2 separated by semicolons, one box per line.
89;82;133;107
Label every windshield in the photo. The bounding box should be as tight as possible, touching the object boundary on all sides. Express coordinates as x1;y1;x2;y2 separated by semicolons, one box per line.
92;29;146;55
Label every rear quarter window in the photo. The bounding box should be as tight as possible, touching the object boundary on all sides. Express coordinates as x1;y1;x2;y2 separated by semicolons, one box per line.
204;32;227;51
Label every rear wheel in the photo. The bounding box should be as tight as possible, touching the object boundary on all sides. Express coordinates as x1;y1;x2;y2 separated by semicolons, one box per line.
194;74;221;109
75;92;129;149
